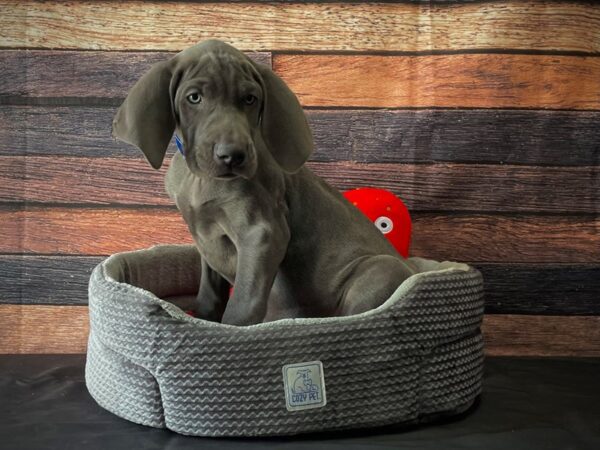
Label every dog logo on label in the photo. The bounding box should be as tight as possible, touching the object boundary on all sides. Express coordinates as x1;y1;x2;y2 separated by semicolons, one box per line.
282;361;326;411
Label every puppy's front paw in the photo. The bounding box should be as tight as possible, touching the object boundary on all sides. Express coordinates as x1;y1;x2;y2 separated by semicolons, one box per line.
194;281;229;322
219;292;269;326
220;309;254;326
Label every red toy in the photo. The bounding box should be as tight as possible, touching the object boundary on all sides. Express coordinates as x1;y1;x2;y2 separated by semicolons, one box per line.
343;187;412;258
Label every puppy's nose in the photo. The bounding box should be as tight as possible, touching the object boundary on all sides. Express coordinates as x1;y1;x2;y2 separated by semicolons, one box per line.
214;143;246;169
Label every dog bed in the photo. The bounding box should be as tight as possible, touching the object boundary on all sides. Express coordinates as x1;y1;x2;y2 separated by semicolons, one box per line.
85;244;485;437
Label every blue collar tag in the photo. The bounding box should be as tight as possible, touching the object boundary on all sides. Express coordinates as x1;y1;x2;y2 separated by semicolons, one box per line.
175;135;184;155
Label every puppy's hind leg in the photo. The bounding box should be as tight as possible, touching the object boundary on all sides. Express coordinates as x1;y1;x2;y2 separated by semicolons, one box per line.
338;255;415;316
193;258;231;322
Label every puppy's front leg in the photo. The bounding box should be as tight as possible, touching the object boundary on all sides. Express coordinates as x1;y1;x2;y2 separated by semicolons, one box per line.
221;222;290;326
193;258;231;322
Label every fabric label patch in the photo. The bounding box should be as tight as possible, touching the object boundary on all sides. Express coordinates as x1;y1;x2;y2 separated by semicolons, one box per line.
282;360;326;411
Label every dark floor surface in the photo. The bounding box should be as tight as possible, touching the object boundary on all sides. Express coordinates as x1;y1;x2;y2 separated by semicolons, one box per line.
0;355;599;450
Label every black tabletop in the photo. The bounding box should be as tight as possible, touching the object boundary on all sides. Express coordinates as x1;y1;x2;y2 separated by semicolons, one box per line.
1;355;599;450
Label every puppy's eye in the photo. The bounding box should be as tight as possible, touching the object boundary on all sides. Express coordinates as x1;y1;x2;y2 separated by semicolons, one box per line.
243;94;257;105
187;92;202;104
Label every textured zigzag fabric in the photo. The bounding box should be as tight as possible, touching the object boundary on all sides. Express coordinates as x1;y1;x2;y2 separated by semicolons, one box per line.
85;245;485;437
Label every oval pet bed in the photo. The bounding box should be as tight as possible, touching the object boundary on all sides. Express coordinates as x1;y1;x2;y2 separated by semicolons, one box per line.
85;244;484;437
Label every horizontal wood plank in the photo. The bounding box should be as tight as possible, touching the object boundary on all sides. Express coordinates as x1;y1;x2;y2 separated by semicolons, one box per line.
411;214;600;264
274;54;600;109
1;208;598;264
1;1;599;52
2;256;599;316
482;315;600;357
0;50;271;101
0;156;23;202
2;157;597;213
1;305;598;356
308;109;600;166
0;256;100;305
0;207;193;255
478;264;600;315
294;162;599;214
3;106;600;166
0;305;89;354
3;51;600;111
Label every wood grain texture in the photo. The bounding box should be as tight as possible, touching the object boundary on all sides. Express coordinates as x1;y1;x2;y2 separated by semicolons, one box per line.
482;315;600;357
3;256;599;316
0;50;271;101
4;51;600;110
0;207;192;255
479;264;600;316
410;214;600;265
0;156;172;206
312;163;599;214
1;305;597;356
0;305;89;354
3;106;600;166
0;156;23;202
1;157;598;213
1;1;599;52
0;256;100;305
1;208;598;264
274;54;600;109
307;109;600;166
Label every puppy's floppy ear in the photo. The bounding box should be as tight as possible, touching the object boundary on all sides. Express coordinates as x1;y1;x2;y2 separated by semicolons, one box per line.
112;60;179;169
252;62;313;173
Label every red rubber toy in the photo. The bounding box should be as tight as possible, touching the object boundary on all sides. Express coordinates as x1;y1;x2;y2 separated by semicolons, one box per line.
343;187;412;258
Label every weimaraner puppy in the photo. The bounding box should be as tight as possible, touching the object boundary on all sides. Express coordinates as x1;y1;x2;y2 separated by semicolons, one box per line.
113;40;415;325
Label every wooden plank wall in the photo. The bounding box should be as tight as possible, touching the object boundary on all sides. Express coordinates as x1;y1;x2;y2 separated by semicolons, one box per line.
0;1;599;355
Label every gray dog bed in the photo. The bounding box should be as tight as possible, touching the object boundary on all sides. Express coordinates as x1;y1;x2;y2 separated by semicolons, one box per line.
85;244;484;437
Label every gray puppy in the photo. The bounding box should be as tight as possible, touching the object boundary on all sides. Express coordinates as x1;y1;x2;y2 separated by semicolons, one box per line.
113;40;415;325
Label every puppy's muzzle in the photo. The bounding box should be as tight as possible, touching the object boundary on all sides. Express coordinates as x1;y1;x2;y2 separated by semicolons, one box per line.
214;142;247;173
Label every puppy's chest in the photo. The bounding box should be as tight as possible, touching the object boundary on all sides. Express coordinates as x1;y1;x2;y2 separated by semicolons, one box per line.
166;155;287;271
177;188;235;242
173;181;283;269
175;193;238;277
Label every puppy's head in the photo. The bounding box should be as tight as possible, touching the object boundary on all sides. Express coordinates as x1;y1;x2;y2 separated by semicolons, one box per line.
113;40;313;179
